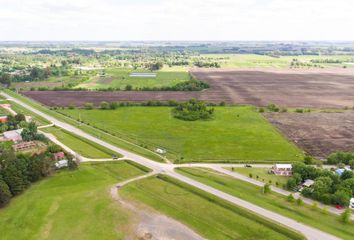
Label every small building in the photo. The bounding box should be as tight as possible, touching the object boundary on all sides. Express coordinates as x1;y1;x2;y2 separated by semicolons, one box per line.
0;116;8;123
302;179;315;188
272;164;292;176
3;129;23;142
155;148;166;154
129;72;157;78
349;198;354;210
53;152;65;161
335;169;345;176
55;160;68;169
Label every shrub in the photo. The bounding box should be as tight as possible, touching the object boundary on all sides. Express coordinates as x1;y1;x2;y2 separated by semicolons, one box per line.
340;208;351;223
267;104;279;112
295;109;304;113
311;202;318;210
249;173;253;178
100;101;109;110
287;194;295;202
68;104;75;109
263;183;271;194
258;108;265;113
296;198;304;206
84;103;94;110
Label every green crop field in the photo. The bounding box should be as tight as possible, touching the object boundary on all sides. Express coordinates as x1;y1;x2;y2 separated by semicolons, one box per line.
42;127;120;159
59;106;303;163
76;68;191;90
120;174;304;240
199;54;354;68
177;167;354;240
0;161;148;240
230;167;289;188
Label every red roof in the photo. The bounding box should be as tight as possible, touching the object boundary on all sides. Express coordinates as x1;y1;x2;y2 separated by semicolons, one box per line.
53;152;65;160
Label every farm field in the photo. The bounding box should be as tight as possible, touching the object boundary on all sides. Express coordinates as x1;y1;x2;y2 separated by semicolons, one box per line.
230;167;289;188
265;112;354;158
176;167;354;240
200;54;354;68
12;75;86;91
42;127;119;159
120;174;304;240
0;161;147;240
76;68;191;90
58;106;303;163
22;68;354;108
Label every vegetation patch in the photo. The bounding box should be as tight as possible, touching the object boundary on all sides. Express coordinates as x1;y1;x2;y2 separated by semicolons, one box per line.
172;99;214;121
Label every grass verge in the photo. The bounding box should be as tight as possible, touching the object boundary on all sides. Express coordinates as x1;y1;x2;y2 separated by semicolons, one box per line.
176;167;354;240
121;174;305;240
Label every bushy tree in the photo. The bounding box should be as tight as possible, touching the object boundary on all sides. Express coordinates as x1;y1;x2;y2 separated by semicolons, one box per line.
100;101;109;109
0;176;12;207
172;99;214;121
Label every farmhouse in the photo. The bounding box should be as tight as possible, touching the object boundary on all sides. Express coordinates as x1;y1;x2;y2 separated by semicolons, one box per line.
0;116;8;123
55;159;68;169
2;129;23;142
272;164;292;176
53;152;65;160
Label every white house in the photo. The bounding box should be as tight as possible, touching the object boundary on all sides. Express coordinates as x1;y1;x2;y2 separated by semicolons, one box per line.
55;160;68;169
350;198;354;210
272;164;292;176
155;148;166;154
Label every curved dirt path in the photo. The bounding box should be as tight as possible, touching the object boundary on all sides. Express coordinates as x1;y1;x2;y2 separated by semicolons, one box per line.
111;172;204;240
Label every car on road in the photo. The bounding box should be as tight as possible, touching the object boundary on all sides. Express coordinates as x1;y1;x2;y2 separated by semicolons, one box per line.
244;164;252;168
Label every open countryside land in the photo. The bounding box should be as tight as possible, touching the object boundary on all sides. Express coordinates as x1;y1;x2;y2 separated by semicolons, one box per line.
1;41;354;240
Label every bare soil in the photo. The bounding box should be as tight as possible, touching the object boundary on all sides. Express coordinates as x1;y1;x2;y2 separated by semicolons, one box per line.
265;111;354;158
21;68;354;108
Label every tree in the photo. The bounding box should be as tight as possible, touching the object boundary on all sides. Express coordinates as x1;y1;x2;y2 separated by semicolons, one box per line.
341;170;354;180
100;101;109;110
109;102;119;110
84;103;94;110
296;198;304;206
263;183;271;194
0;176;12;207
287;194;295;202
349;159;354;170
172;99;214;121
125;85;133;91
333;189;352;206
0;74;11;86
286;177;297;190
340;208;351;224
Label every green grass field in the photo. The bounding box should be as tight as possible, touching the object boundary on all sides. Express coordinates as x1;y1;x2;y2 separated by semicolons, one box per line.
0;161;147;240
199;54;354;68
176;167;354;240
2;90;165;162
230;167;289;187
121;174;304;240
76;68;191;90
42;127;120;159
59;106;303;163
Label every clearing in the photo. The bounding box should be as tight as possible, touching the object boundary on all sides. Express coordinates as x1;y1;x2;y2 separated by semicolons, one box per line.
177;167;354;240
58;106;303;163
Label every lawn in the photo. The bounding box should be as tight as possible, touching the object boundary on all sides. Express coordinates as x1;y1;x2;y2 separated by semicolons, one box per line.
42;126;120;159
76;68;192;90
0;106;9;115
176;167;354;240
59;106;303;163
0;161;147;240
230;167;289;188
120;174;304;240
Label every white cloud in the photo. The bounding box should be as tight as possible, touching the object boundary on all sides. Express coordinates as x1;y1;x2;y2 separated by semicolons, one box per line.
0;0;353;41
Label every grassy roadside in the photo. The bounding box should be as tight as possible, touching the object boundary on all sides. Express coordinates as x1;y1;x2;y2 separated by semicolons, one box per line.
121;174;305;240
0;161;148;240
176;167;354;240
41;126;121;159
1;89;165;163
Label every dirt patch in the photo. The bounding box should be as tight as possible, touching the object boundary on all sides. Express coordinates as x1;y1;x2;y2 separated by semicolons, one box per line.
265;111;354;158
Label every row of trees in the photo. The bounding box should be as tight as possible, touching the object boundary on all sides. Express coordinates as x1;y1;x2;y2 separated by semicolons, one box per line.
286;162;354;206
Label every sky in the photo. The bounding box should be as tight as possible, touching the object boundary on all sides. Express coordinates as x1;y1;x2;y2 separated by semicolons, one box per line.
1;0;354;41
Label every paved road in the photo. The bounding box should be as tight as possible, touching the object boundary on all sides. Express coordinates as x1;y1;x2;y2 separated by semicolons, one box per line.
210;166;354;221
1;91;340;240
